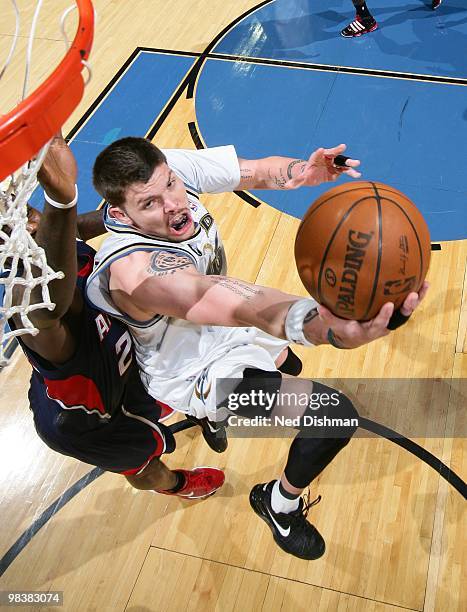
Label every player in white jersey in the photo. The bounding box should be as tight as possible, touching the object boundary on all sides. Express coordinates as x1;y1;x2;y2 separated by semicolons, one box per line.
87;137;428;560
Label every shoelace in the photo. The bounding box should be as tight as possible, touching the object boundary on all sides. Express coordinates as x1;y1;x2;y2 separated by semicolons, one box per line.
298;491;322;519
285;492;322;539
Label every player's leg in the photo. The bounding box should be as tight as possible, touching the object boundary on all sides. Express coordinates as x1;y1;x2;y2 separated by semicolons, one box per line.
125;456;178;490
341;0;378;37
32;392;225;500
125;457;225;499
116;404;225;498
250;389;358;559
228;370;358;559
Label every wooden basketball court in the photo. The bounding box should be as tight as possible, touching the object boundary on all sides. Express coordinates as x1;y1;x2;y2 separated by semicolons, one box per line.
1;1;465;610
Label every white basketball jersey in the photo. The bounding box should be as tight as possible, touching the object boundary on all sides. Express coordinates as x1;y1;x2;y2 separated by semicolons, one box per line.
86;146;258;407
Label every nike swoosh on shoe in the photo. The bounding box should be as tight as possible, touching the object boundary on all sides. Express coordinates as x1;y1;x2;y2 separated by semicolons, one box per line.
206;421;223;433
260;487;291;538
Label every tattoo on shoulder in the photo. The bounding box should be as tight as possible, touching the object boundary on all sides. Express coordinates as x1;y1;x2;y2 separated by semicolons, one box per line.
147;250;194;277
287;159;306;180
209;276;263;300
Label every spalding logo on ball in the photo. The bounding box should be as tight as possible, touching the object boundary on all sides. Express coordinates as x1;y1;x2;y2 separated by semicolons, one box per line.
294;181;431;321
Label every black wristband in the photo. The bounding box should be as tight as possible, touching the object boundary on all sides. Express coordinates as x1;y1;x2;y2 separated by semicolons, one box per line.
387;309;411;330
327;328;349;349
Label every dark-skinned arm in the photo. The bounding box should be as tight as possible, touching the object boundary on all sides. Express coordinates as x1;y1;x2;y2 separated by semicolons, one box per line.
13;135;80;363
76;209;105;241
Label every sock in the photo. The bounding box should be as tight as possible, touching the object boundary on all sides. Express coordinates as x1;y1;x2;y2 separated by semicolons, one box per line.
271;479;300;514
161;470;186;493
355;2;373;21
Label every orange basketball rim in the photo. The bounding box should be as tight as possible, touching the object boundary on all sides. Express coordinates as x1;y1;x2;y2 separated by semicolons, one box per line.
0;0;94;182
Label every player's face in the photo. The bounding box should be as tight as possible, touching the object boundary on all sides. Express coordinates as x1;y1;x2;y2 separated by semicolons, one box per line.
111;163;195;241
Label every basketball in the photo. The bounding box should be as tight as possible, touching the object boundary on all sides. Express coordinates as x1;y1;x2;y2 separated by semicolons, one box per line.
294;181;431;321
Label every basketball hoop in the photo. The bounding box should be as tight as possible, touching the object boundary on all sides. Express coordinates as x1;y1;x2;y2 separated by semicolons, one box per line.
0;0;94;367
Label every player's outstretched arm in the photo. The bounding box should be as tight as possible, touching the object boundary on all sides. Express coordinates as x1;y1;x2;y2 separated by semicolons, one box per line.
107;250;427;349
15;135;80;363
237;144;361;191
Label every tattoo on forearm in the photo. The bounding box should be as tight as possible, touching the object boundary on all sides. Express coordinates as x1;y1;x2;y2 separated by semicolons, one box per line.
304;307;319;325
148;250;193;277
240;167;254;181
287;159;306;180
268;168;287;189
209;276;263;300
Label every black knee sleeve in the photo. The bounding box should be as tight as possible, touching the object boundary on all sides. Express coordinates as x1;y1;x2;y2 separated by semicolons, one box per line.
284;435;352;489
284;383;359;489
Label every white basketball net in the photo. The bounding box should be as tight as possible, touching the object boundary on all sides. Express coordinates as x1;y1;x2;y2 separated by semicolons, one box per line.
0;1;90;367
0;144;65;367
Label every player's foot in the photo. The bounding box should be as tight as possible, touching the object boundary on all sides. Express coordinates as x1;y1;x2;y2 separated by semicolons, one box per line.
341;15;378;37
157;401;175;422
249;481;325;560
431;0;443;9
156;467;225;499
186;414;228;453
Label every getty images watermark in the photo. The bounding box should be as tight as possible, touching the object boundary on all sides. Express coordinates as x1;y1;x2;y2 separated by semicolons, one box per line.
226;388;358;429
215;378;360;438
214;378;466;439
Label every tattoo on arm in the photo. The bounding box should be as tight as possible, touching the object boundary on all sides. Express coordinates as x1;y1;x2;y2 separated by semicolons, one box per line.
240;167;254;181
268;168;287;189
286;159;306;180
303;307;319;325
147;250;194;277
209;276;263;300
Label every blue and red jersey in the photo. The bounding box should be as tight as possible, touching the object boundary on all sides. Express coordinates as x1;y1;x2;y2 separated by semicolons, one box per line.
13;241;174;472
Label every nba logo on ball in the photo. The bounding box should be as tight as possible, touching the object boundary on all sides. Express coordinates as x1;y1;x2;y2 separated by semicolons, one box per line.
294;181;431;321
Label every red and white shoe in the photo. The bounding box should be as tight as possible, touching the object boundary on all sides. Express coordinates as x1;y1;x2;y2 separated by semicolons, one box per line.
157;401;175;422
431;0;443;9
156;467;225;499
341;15;378;37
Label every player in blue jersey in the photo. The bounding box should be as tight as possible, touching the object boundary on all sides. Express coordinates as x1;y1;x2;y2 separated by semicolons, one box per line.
8;135;224;499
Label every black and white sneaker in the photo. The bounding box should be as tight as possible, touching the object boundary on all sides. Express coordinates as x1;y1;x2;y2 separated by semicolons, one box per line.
249;481;325;560
341;15;378;37
186;415;228;453
431;0;443;9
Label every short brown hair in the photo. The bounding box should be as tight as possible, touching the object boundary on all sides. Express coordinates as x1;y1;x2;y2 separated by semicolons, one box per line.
93;137;166;206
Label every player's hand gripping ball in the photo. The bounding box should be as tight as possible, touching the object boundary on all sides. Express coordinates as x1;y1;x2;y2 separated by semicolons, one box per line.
294;181;431;320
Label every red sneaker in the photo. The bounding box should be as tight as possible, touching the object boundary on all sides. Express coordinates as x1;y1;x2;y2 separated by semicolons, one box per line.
432;0;443;9
156;467;225;499
157;401;175;422
341;15;378;37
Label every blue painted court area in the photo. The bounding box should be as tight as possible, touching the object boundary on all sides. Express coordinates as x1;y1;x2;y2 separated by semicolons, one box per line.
30;52;196;212
27;2;467;242
195;58;467;241
215;0;467;79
